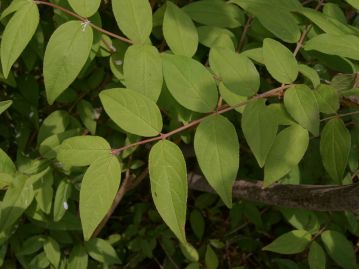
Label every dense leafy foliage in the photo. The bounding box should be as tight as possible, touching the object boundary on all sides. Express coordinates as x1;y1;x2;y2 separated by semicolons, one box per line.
1;0;359;268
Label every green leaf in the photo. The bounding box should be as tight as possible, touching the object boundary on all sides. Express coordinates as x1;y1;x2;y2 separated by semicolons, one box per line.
218;82;247;113
345;0;359;10
85;238;121;264
268;103;296;126
264;124;309;186
205;245;219;269
77;100;96;134
308;241;326;269
34;172;53;214
37;110;71;145
190;209;205;240
321;230;356;269
68;245;88;269
1;2;39;78
68;0;101;17
123;44;163;101
80;155;121;241
17;235;45;256
320;118;351;183
209;47;260;96
263;230;311;254
99;88;163;136
44;21;93;104
0;148;16;175
162;54;218;113
0;175;34;231
183;0;244;28
194;115;239;207
57;136;111;167
298;64;320;88
163;2;198;57
180;242;199;262
263;38;298;84
242;99;278;167
284;85;320;136
149;140;188;243
314;84;340;114
43;237;60;268
231;0;300;43
112;0;152;44
0;0;28;20
0;100;12;115
53;179;72;222
198;26;237;50
305;34;359;61
298;8;354;35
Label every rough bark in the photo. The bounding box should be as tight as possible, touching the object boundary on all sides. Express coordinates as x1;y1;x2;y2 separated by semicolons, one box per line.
188;173;359;216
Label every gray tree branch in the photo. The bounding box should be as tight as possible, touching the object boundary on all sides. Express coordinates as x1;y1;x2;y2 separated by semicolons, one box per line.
188;173;359;216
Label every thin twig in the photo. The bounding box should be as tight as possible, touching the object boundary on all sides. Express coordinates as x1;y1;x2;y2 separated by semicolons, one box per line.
320;110;359;122
33;0;132;44
111;84;293;155
236;15;253;53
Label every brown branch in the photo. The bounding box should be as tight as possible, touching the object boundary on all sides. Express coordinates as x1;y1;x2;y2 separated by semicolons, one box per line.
111;84;293;155
189;174;359;216
236;15;253;53
34;0;132;44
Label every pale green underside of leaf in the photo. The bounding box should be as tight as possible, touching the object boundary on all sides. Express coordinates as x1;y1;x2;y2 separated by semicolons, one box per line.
321;230;356;269
162;54;218;113
57;136;111;167
112;0;152;44
242;99;278;167
183;0;244;28
263;38;298;84
209;47;260;96
99;88;163;137
163;2;198;57
123;44;163;101
264;124;309;186
304;33;359;61
263;230;311;254
284;85;320;136
80;156;121;241
194;115;239;208
320;118;351;183
0;100;13;115
44;21;93;105
68;0;101;17
1;2;39;78
149;140;188;243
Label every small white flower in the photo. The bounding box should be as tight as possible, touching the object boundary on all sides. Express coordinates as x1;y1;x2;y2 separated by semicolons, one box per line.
29;112;34;118
63;201;69;210
115;60;123;66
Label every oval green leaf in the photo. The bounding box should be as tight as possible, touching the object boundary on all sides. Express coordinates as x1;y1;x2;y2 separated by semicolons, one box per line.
263;38;298;84
183;0;244;28
44;21;93;104
112;0;152;44
162;54;218;113
99;88;163;137
0;100;13;115
314;84;340;114
149;140;188;243
124;44;163;101
305;34;359;61
242;99;278;167
85;238;121;264
53;179;72;222
68;0;101;17
321;230;356;269
68;245;88;269
284;85;320;136
1;2;39;78
194;115;239;208
320;118;351;183
264;124;309;186
263;230;311;254
163;2;198;57
57;136;111;167
43;237;60;268
80;155;121;240
209;47;260;96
